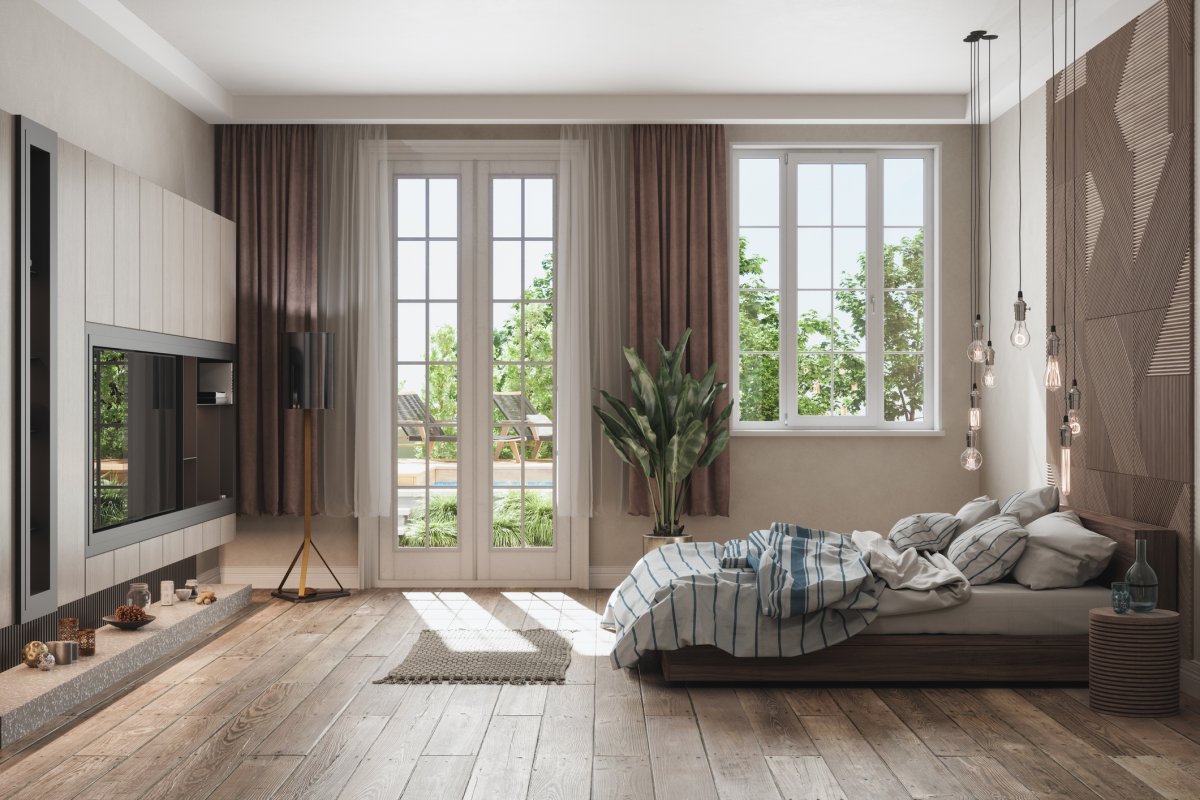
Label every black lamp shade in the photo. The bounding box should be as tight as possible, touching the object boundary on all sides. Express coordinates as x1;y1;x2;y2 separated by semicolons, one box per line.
284;332;334;410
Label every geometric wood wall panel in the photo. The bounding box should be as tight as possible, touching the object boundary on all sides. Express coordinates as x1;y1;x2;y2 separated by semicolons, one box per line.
1046;0;1193;657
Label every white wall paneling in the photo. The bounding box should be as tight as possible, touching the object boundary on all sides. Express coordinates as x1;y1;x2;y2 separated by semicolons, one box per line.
84;152;114;324
183;200;203;338
220;514;236;545
139;536;164;574
0;110;12;628
184;524;202;558
202;518;222;552
139;179;164;332
163;529;184;565
202;210;221;341
113;166;140;328
221;217;236;343
113;543;140;584
84;551;114;596
57;141;87;606
162;190;185;335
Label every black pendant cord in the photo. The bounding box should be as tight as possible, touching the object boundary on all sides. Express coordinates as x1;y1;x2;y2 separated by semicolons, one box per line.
1071;0;1079;388
1016;0;1024;297
986;35;995;342
1049;0;1057;332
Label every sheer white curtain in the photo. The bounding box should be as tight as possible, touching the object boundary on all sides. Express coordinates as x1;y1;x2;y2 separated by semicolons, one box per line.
560;125;629;516
317;126;393;521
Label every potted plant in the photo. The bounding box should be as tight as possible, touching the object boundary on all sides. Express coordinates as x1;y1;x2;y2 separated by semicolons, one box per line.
594;329;732;553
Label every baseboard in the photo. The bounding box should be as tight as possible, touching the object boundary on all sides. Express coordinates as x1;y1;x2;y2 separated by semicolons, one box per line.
589;566;628;590
197;567;222;585
1181;659;1200;699
219;565;360;590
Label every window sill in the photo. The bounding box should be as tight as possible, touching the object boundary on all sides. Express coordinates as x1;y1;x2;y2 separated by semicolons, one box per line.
731;428;945;438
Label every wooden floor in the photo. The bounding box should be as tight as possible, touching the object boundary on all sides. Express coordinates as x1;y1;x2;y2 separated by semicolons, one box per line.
3;589;1200;799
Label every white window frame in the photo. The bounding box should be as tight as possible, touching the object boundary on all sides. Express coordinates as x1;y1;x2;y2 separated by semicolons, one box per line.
730;145;940;435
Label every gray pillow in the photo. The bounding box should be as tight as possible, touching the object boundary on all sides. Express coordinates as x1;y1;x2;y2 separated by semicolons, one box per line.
888;513;960;552
999;486;1059;526
947;514;1028;585
1011;511;1118;589
955;496;1000;530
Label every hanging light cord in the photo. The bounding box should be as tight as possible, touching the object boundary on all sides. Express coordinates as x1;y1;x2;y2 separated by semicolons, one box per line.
1070;0;1079;386
1049;0;1057;330
1016;0;1023;295
986;36;994;341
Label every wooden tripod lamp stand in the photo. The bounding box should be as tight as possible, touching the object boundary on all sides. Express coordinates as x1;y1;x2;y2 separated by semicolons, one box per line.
273;332;350;603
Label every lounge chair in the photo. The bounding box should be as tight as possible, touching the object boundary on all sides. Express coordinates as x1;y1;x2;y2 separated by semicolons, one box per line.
493;392;554;461
396;392;457;458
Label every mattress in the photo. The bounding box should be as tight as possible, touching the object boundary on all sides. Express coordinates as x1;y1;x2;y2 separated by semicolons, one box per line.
862;582;1110;636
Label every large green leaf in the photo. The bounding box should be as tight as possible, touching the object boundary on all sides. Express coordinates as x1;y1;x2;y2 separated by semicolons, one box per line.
696;425;730;468
665;419;706;482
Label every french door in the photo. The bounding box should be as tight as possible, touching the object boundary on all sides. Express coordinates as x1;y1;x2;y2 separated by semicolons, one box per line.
376;148;575;585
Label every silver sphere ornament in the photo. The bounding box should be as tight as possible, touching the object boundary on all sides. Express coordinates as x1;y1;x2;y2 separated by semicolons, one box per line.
37;652;55;670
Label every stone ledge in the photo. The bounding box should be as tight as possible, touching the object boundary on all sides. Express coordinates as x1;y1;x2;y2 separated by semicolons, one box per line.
0;584;251;748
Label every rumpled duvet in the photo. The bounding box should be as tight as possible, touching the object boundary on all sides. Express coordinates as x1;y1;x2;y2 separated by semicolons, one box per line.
601;526;971;669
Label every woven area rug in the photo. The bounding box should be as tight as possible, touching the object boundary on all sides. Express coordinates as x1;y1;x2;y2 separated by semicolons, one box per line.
375;628;572;685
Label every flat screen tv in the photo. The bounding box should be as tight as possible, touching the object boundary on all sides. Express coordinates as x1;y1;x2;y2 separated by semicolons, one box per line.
87;325;235;554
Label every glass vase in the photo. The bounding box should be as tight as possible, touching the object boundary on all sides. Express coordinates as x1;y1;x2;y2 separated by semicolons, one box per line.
126;582;152;610
1124;539;1158;613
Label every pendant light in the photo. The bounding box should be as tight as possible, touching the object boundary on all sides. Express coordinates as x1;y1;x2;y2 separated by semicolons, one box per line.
1010;1;1031;349
1066;0;1084;437
968;383;982;431
961;431;983;471
983;343;997;387
1045;0;1062;388
966;30;987;364
1059;415;1073;495
968;316;987;362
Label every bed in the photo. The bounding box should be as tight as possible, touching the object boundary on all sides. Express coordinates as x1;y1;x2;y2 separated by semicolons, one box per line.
645;510;1177;683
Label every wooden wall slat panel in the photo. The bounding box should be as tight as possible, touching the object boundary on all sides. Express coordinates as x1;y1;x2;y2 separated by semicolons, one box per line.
57;141;87;606
162;191;185;336
203;211;221;341
84;152;114;324
139;179;164;333
183;201;204;338
221;217;236;343
113;166;140;329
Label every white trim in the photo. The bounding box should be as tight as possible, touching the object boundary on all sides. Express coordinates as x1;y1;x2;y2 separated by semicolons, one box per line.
219;565;361;590
196;566;222;585
1181;659;1200;700
732;428;945;438
589;566;630;590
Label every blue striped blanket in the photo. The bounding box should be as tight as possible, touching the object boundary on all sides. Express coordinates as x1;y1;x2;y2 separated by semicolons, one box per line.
601;536;884;668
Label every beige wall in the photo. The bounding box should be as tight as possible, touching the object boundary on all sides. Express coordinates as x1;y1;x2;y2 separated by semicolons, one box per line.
228;122;980;580
978;88;1050;501
0;0;213;208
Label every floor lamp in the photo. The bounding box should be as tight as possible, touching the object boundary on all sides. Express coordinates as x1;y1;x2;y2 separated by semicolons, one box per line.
273;332;350;603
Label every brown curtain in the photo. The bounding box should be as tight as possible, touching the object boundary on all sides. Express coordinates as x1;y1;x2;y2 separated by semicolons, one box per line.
627;124;731;517
216;125;319;516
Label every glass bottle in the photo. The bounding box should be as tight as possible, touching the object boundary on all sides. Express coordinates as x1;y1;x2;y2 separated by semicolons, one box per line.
1124;540;1158;612
126;582;152;610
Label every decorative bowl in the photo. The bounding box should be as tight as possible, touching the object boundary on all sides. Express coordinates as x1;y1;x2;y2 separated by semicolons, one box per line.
102;614;155;630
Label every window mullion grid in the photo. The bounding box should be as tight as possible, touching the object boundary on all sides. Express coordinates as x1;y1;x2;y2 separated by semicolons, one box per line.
782;155;799;427
866;154;885;427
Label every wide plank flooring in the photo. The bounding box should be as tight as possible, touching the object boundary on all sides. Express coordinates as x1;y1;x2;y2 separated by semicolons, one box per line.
1;588;1197;799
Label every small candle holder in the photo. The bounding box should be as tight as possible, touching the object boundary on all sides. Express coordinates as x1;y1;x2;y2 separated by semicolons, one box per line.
57;617;79;643
77;627;96;656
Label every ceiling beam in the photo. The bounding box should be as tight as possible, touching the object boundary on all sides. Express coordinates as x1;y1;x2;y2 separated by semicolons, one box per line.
232;93;968;125
34;0;233;122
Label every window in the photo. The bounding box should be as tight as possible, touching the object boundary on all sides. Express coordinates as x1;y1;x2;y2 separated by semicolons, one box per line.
733;149;936;431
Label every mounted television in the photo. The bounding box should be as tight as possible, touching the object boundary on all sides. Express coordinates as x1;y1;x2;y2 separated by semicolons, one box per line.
86;325;236;556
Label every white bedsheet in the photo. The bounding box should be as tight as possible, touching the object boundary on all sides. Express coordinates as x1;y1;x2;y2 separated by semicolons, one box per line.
851;530;972;616
863;583;1110;635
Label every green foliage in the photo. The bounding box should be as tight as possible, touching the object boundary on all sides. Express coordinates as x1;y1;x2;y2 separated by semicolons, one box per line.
737;229;925;422
594;329;732;535
398;491;554;548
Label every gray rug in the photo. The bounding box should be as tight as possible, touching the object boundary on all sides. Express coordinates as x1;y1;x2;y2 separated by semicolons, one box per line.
375;628;572;685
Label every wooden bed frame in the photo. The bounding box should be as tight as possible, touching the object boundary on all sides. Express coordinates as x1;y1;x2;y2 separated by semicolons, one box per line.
658;510;1177;684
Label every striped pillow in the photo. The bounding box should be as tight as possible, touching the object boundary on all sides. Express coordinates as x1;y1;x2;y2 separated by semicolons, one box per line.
888;513;960;552
756;526;873;618
946;515;1029;585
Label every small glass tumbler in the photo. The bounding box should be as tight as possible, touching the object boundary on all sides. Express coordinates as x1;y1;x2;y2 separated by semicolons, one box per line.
77;627;96;656
1111;582;1132;614
57;617;79;643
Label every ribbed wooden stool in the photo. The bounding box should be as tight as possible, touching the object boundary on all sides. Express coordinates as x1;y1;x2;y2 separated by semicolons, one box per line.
1088;607;1179;717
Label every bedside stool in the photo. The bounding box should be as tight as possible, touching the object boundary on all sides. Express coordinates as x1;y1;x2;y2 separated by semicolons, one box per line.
1088;607;1179;717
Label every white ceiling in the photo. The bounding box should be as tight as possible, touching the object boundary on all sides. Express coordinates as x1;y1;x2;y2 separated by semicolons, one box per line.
35;0;1159;123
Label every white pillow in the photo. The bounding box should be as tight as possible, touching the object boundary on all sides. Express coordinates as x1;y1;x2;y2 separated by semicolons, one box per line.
999;486;1059;525
1011;511;1118;590
947;515;1029;585
888;513;960;552
955;496;1000;530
